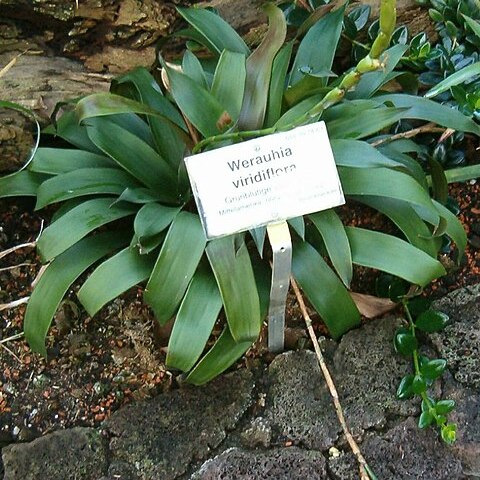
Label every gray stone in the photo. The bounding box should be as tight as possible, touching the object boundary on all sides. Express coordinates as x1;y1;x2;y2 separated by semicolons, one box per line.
431;285;480;390
329;417;463;480
265;318;418;450
191;446;328;479
444;380;480;477
334;317;419;434
105;370;254;480
265;350;340;450
240;417;272;448
2;427;108;480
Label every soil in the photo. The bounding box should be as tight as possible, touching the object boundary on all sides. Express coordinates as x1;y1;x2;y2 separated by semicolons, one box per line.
1;171;480;450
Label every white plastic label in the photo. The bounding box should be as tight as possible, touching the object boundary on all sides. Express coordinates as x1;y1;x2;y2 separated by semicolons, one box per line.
184;122;345;239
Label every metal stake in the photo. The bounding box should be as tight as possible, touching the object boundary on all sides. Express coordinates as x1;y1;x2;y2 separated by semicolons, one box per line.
266;221;292;352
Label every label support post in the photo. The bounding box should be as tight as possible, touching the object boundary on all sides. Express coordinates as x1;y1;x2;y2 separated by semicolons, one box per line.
267;221;292;352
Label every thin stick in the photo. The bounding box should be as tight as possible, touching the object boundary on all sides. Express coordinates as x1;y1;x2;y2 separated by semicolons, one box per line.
0;242;36;260
0;297;30;312
0;332;24;344
371;122;445;147
0;343;22;362
291;278;374;480
0;263;32;273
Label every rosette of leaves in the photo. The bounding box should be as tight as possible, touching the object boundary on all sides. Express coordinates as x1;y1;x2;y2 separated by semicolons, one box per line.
0;2;478;384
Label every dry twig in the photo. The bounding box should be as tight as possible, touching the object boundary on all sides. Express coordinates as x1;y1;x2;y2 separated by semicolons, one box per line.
0;297;30;312
291;277;375;480
371;122;445;147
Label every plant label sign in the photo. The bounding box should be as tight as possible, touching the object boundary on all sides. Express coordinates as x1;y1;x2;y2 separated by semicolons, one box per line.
184;122;345;239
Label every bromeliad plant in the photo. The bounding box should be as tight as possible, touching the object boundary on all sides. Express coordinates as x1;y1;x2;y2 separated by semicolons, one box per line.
0;0;477;385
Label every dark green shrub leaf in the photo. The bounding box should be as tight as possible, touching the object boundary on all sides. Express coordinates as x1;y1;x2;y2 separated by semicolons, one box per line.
418;410;434;429
30;148;113;174
412;374;427;394
207;235;261;342
185;327;252;385
415;309;449;332
145;212;206;324
289;6;345;86
397;374;415;399
420;359;447;380
238;3;287;130
166;263;222;372
394;328;418;356
345;227;446;287
429;8;444;22
25;231;129;356
435;399;455;415
292;239;360;339
0;171;48;198
177;7;250;56
35;168;141;209
77;247;156;316
309;209;352;287
37;198;136;262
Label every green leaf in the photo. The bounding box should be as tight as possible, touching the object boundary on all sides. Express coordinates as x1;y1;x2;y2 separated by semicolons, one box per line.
164;65;228;137
397;374;415;399
327;107;408;139
394;329;418;355
211;50;246;121
428;157;448;205
275;94;322;129
420;359;447;380
145;212;206;324
425;61;480;98
77;247;155;316
292;239;360;339
265;42;294;127
134;203;181;242
30;148;114;174
433;201;467;259
37;197;136;262
185;327;253;385
238;4;287;130
340;167;436;214
0;171;47;197
435;399;455;415
463;14;480;39
35;168;141;209
111;67;186;129
444;164;480;184
441;423;457;444
358;196;438;257
374;94;480;136
412;374;427;394
77;93;169;124
288;216;305;240
182;50;208;89
166;264;222;372
111;67;188;170
331;139;402;168
47;111;100;153
345;227;446;287
350;44;408;99
24;232;128;356
114;187;161;205
309;209;352;286
418;410;434;429
206;235;261;342
289;6;345;86
415;310;449;332
85;117;178;201
177;7;250;56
